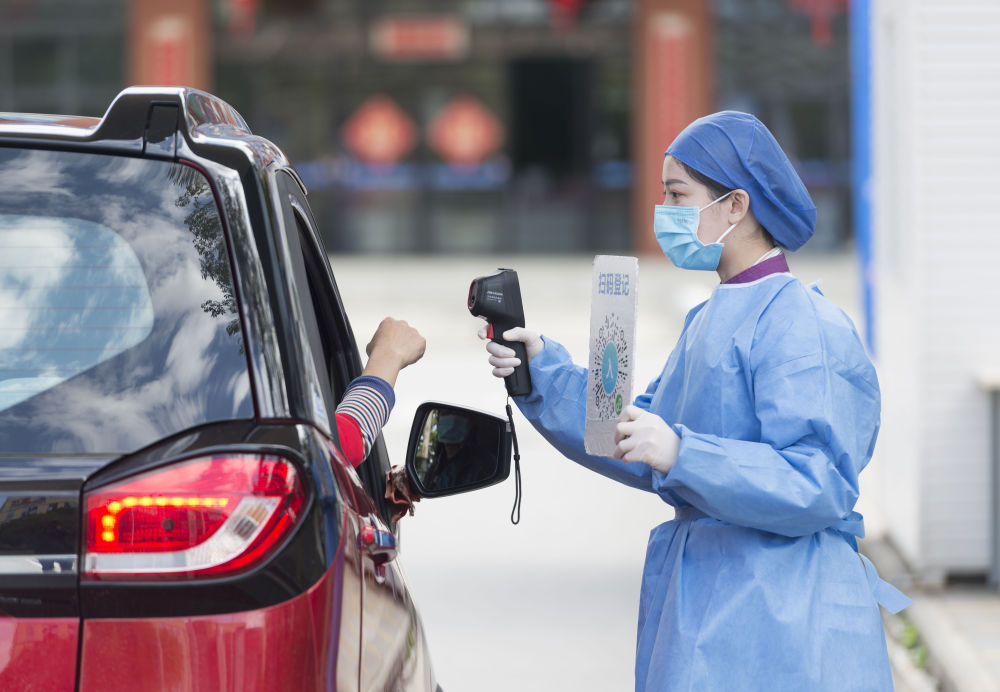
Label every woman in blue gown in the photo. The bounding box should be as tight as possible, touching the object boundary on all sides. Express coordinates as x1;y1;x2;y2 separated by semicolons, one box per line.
483;111;910;691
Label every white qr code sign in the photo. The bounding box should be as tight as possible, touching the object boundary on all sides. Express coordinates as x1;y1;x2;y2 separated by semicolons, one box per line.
585;255;638;457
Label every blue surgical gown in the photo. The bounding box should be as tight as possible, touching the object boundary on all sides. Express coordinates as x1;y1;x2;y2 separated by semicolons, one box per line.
516;273;909;691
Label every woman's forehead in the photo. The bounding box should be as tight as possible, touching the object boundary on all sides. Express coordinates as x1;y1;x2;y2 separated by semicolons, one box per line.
662;155;693;184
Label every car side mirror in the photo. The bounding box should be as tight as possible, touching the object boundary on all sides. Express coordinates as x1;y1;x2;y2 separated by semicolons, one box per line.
405;402;512;498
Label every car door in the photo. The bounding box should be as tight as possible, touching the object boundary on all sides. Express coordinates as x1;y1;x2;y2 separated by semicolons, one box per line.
275;170;436;690
272;169;366;690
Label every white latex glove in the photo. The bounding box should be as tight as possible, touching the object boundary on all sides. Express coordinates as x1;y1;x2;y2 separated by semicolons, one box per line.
612;405;680;474
477;325;544;378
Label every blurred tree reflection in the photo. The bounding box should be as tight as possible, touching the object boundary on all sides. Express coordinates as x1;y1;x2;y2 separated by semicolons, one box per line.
169;165;243;352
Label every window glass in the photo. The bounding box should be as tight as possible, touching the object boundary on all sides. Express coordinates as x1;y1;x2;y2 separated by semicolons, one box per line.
291;209;351;401
277;185;338;434
0;216;153;411
0;149;253;454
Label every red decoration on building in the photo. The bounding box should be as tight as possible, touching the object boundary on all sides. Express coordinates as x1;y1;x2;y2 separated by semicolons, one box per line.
370;16;469;61
550;0;585;31
428;97;504;166
148;17;191;86
787;0;848;48
341;96;417;165
227;0;259;38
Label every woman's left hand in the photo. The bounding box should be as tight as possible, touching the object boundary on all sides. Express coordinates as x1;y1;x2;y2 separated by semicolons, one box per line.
613;405;680;474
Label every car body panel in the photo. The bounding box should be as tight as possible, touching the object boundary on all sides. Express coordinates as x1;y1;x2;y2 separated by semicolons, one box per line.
326;438;436;691
0;617;79;690
79;546;340;692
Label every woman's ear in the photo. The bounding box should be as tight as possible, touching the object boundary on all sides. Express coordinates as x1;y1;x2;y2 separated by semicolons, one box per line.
728;189;750;224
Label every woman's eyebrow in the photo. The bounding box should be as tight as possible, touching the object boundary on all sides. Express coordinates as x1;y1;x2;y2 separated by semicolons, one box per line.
663;178;688;187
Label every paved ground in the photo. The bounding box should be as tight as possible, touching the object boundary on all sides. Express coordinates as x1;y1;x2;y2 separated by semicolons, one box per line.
866;538;1000;692
329;251;995;691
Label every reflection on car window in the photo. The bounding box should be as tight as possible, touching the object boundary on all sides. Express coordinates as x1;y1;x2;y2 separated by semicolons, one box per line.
0;149;253;455
0;216;154;411
172;165;243;349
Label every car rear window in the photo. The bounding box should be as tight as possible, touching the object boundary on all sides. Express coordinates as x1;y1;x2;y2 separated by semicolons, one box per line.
0;216;154;410
0;148;253;454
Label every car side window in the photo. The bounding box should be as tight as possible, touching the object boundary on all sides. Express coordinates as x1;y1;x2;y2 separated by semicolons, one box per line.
277;171;394;523
276;179;339;434
288;211;349;401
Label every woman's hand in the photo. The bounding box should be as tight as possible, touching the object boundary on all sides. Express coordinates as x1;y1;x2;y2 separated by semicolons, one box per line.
613;405;680;474
363;317;426;386
477;326;543;378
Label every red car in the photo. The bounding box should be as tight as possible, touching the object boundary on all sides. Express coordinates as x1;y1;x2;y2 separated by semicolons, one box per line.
0;87;510;691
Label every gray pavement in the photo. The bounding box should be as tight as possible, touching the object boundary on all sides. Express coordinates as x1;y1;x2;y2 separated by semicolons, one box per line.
330;251;1000;691
866;538;1000;692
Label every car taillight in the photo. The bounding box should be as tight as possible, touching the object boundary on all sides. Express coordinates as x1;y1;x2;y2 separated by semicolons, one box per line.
83;454;307;581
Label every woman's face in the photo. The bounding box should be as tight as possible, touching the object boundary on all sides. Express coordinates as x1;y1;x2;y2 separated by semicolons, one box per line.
661;155;730;245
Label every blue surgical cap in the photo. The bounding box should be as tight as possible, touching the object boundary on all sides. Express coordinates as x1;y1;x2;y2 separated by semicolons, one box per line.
666;111;816;251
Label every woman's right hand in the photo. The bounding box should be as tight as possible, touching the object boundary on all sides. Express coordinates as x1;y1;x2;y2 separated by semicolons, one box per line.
477;326;543;378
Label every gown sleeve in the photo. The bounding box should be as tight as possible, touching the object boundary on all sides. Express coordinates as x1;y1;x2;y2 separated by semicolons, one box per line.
654;295;881;538
515;336;656;493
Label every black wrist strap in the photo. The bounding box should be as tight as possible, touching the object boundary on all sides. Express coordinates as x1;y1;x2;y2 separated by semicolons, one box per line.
506;397;522;525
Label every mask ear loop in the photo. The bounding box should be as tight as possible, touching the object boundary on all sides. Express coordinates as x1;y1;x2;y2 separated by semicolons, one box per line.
697;190;734;212
702;191;738;245
715;222;738;244
506;396;522;525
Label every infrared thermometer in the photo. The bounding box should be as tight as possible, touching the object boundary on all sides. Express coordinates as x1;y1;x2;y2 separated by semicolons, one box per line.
468;268;532;397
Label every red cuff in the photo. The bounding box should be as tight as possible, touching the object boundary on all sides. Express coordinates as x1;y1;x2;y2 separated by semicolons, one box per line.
335;413;366;468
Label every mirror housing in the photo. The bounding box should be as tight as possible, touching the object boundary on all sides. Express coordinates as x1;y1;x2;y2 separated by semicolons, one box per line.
405;402;512;498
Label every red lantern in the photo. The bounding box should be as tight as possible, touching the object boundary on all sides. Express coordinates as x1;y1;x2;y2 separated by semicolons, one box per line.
428;97;504;166
341;96;417;166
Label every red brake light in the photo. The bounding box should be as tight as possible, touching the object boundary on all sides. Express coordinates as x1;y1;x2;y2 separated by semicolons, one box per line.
83;454;307;581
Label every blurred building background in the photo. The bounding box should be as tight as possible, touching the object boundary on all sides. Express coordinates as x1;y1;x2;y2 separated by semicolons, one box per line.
0;0;853;255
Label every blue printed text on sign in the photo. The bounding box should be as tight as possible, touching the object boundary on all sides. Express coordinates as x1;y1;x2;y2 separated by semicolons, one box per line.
598;272;630;296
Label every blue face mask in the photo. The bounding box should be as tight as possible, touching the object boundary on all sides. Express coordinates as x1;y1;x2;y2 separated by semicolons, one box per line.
654;192;736;271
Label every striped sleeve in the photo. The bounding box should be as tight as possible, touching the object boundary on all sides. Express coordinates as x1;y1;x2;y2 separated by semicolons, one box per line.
335;375;395;460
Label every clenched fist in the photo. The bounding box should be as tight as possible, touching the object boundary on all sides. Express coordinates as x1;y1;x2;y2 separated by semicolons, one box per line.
363;317;426;385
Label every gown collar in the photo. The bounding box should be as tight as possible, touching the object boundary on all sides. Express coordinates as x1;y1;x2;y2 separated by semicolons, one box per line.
723;253;790;285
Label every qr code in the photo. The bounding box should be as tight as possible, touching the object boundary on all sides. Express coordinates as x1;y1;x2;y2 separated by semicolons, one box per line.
591;313;630;419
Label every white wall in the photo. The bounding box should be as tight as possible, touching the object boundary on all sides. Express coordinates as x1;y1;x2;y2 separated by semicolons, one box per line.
873;0;1000;574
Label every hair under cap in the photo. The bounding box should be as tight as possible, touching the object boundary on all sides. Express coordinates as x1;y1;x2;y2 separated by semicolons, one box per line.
665;111;816;251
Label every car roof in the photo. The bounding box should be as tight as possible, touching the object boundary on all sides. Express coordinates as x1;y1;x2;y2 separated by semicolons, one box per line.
0;86;294;175
0;113;102;131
